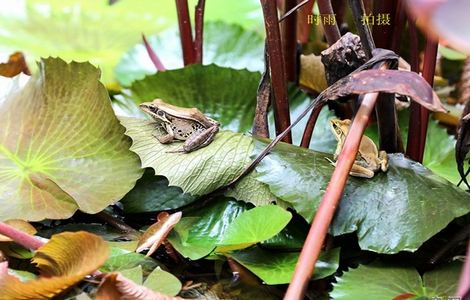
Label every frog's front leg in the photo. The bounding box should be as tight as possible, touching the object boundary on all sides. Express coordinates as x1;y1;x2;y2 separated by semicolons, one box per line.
153;123;174;144
182;125;219;152
378;150;389;172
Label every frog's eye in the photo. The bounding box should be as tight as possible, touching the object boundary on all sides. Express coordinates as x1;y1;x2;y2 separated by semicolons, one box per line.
157;110;165;117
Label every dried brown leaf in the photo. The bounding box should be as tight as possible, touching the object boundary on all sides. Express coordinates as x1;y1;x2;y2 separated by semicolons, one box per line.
299;54;328;93
0;52;30;77
136;212;182;257
0;231;109;300
96;272;184;300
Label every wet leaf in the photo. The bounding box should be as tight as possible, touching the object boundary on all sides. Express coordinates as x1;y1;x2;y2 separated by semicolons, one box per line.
101;252;160;275
0;231;109;299
136;212;182;256
121;117;253;196
116;21;264;86
96;272;184;300
229;247;340;285
0;58;142;221
217;205;292;251
331;261;462;299
254;140;470;253
0;52;30;77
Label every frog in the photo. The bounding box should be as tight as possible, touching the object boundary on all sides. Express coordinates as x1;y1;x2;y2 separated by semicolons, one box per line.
329;118;388;178
139;99;219;153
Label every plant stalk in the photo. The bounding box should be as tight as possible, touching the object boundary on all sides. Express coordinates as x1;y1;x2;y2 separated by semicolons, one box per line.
317;0;341;45
284;91;379;300
194;0;206;64
457;241;470;298
142;34;166;71
175;0;196;65
0;222;44;250
300;105;322;148
282;0;298;81
297;0;315;44
406;37;438;162
260;0;292;143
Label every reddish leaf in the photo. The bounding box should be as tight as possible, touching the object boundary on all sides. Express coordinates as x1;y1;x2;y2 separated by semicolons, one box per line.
0;52;30;77
96;272;184;300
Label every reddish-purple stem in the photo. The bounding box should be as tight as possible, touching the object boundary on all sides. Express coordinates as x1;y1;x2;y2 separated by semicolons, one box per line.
317;0;341;45
406;36;438;162
457;241;470;298
300;105;323;148
282;0;298;81
284;92;380;300
142;34;166;71
0;222;44;250
175;0;196;65
260;0;292;143
297;0;315;44
194;0;206;64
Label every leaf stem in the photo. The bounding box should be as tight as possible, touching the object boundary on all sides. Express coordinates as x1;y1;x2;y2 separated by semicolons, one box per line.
284;90;380;300
175;0;196;65
142;34;166;71
194;0;206;64
282;0;299;81
317;0;341;45
406;37;438;162
260;0;292;143
0;221;44;250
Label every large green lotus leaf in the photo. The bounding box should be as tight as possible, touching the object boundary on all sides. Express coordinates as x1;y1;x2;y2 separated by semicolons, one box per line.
167;198;250;260
120;117;254;196
0;58;142;221
254;140;470;253
229;247;340;285
128;64;261;133
0;0;262;85
116;21;264;86
331;261;462;299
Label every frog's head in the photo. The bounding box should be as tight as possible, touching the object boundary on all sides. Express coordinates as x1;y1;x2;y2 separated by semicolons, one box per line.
329;119;351;140
140;99;171;124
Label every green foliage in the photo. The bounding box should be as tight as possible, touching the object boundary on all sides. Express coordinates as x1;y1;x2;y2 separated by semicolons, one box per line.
230;247;340;285
0;58;142;221
254;140;470;253
116;21;265;86
331;262;462;299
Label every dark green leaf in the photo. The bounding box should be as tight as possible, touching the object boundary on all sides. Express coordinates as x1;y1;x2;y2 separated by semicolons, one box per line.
230;247;340;285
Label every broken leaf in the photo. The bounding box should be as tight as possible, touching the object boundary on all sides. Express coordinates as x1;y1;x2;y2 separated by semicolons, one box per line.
0;52;30;77
0;231;108;299
136;212;182;256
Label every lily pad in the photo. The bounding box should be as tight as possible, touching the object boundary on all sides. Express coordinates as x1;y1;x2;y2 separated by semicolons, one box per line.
167;198;250;260
121;117;253;196
229;247;340;285
331;261;462;299
254;140;470;253
116;21;264;86
129;64;261;133
143;267;182;296
217;205;292;251
0;58;142;221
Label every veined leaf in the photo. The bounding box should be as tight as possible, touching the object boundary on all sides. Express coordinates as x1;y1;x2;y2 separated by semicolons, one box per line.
0;58;143;221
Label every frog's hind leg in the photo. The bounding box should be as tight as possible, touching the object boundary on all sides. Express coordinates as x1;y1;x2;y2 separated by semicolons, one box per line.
182;126;219;152
325;157;375;178
379;150;389;172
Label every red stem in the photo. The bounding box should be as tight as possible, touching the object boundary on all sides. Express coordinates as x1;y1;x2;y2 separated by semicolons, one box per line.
284;92;379;300
260;0;292;143
0;222;44;250
300;105;323;148
194;0;206;64
297;0;315;44
142;34;166;71
457;241;470;298
317;0;341;45
406;37;438;162
282;0;298;81
175;0;196;65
